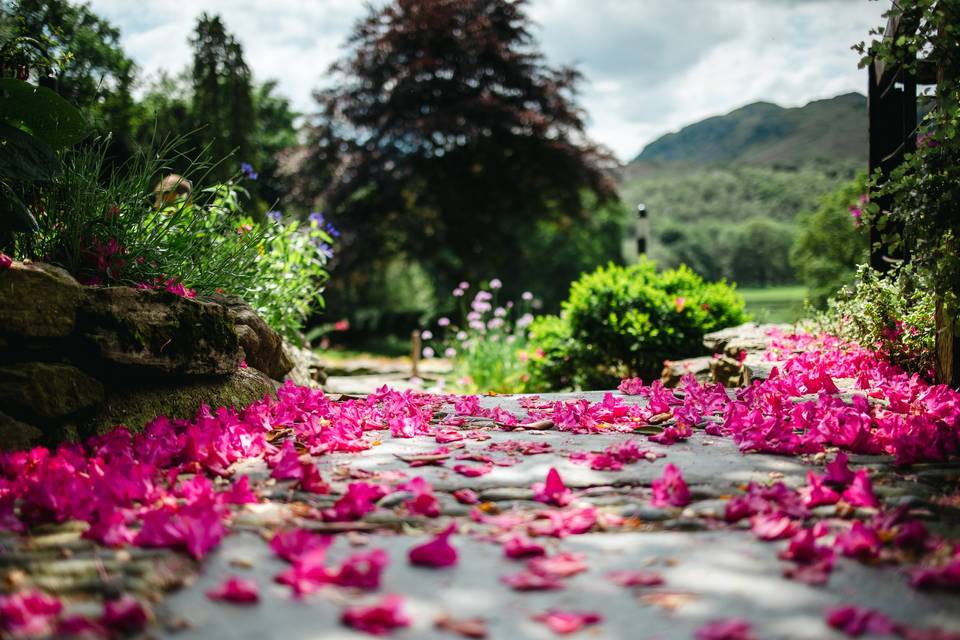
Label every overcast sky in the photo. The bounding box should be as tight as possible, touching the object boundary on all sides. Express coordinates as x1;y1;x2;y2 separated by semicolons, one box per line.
88;0;887;162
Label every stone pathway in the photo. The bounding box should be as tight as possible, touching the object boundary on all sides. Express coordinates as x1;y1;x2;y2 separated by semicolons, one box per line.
100;392;960;638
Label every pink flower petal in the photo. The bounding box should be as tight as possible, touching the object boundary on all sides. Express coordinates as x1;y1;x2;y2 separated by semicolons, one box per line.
332;549;389;589
532;468;574;507
206;576;260;604
0;590;63;638
341;595;411;635
527;552;587;578
533;609;602;635
606;570;665;587
841;470;880;508
100;595;149;634
452;488;480;504
500;570;565;591
270;528;331;563
825;605;898;637
453;463;493;477
695;618;758;640
409;524;458;568
503;535;546;559
651;463;690;507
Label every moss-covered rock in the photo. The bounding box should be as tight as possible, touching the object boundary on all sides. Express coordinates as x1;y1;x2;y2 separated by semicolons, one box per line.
0;410;43;450
208;293;293;381
78;287;242;376
0;261;81;338
0;362;104;419
86;367;277;435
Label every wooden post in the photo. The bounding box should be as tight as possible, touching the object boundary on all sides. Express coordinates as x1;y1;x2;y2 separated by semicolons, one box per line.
411;330;421;379
935;301;960;388
867;61;915;272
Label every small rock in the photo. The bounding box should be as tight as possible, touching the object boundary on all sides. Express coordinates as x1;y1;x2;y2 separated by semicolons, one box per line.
660;356;713;387
86;367;276;435
0;411;42;451
478;487;534;502
620;504;675;521
688;485;724;500
78;287;241;376
209;294;293;381
663;518;708;531
0;362;104;419
0;261;81;338
683;499;727;519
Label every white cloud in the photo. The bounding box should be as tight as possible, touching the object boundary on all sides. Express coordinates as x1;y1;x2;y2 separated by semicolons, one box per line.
88;0;886;161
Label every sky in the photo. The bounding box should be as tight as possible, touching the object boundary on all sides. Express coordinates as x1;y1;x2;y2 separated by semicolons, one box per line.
88;0;888;162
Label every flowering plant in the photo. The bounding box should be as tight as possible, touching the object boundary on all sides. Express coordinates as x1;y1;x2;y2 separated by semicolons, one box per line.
855;0;960;339
16;136;334;341
419;279;538;393
818;264;935;377
248;211;334;342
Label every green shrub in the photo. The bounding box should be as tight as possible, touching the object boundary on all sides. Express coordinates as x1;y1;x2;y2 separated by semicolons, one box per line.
524;314;576;392
527;259;748;390
817;264;935;376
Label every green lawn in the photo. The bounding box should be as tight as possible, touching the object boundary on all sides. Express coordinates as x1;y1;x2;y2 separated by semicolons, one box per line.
738;285;808;324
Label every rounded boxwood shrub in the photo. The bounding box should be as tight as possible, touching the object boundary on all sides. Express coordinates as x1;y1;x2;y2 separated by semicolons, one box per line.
526;259;748;390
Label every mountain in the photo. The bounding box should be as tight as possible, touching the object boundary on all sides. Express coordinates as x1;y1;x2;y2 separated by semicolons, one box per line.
630;92;866;167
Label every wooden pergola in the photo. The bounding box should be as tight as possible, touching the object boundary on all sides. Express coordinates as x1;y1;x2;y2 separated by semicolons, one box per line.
867;4;958;387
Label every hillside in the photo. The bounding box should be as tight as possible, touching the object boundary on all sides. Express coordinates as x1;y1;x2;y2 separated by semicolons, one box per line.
631;92;866;166
616;93;867;289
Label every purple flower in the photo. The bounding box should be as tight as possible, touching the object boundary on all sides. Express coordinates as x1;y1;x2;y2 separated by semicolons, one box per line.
308;211;325;225
489;278;502;289
240;163;258;180
267;210;283;223
325;222;340;238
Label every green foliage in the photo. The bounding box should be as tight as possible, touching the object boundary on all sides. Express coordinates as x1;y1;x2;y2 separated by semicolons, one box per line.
15;136;329;341
0;77;87;235
22;136;268;289
527;259;748;390
790;174;869;307
3;0;137;151
247;213;332;343
525;314;577;391
818;265;936;376
855;0;960;317
189;13;255;184
619;163;857;285
723;217;796;287
303;0;619;321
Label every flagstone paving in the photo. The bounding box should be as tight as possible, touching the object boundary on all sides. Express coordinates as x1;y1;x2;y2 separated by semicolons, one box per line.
3;388;959;639
148;390;960;639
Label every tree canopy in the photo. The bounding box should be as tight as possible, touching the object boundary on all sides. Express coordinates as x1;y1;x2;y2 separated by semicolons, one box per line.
300;0;619;312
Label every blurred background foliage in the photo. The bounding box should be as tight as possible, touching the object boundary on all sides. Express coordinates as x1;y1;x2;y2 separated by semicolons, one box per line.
2;0;875;353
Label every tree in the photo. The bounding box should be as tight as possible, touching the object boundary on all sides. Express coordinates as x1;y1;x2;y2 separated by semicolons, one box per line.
2;0;137;155
189;14;255;182
723;218;796;287
301;0;618;313
789;174;868;306
252;80;298;208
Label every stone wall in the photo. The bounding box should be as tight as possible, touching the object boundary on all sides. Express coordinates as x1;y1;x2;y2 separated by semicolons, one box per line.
660;322;792;387
0;261;297;449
